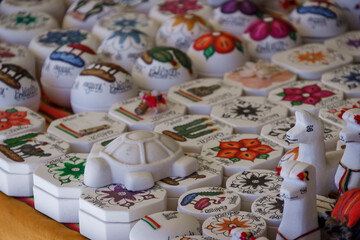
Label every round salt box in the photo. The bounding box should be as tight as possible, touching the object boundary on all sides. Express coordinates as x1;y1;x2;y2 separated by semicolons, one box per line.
226;169;283;211
0;63;41;111
335;0;360;30
71;62;138;113
324;31;360;63
132;46;196;92
209;0;263;38
201;134;283;178
154;114;233;153
40;43;98;108
156;13;211;52
33;153;87;223
202;211;267;240
0;11;58;46
0;106;45;141
178;186;241;223
92;13;160;41
243;15;301;61
149;0;213;24
29;29;99;77
289;0;348;43
157;153;223;211
97;28;154;73
0;132;69;197
187;31;249;78
79;184;167;240
62;0;124;31
129;211;202;240
47;112;127;153
167;78;243;115
0;0;66;24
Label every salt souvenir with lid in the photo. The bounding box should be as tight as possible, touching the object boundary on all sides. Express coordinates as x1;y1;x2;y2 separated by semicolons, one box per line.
324;31;360;63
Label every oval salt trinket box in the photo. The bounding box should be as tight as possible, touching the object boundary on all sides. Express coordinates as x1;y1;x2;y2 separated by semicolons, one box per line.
167;78;243;115
0;132;69;197
324;31;360;63
201;134;283;179
79;184;167;240
129;211;202;240
0;106;45;141
33;153;87;223
47;112;127;153
71;62;138;113
210;96;288;134
154;114;233;153
187;31;249;78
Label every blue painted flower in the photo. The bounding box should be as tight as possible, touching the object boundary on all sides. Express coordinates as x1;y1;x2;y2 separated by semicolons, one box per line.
113;18;139;28
108;29;147;47
342;71;360;89
39;30;87;46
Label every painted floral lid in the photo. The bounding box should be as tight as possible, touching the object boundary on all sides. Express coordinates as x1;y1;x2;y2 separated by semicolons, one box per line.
324;31;360;63
251;194;283;225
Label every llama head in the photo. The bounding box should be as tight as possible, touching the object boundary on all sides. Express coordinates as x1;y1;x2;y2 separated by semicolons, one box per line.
280;160;316;200
340;108;360;143
286;110;324;144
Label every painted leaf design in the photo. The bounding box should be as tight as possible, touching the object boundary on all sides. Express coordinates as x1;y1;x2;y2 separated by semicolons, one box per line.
204;45;215;59
235;41;243;52
211;146;222;152
291;101;303;106
5;108;17;113
173;48;192;69
230;158;240;163
277;92;286;97
149;48;173;63
289;31;297;41
257;154;269;159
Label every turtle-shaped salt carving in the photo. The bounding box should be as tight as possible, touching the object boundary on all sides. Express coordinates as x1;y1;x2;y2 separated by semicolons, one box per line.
84;130;199;191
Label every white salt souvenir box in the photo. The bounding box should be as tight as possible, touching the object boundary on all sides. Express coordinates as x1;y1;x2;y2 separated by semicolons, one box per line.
202;211;267;240
167;78;243;115
271;43;353;80
177;186;241;223
157;153;223;211
260;116;340;151
0;106;45;141
109;95;186;131
201;134;283;180
267;80;344;115
0;11;58;46
210;96;288;134
0;132;69;197
47;112;127;153
154;114;233;153
33;153;87;223
324;31;360;63
79;184;167;240
71;62;138;113
226;169;283;211
129;211;202;240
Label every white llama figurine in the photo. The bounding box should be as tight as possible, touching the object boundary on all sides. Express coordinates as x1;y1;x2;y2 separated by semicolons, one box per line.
335;108;360;195
286;110;341;196
277;160;320;240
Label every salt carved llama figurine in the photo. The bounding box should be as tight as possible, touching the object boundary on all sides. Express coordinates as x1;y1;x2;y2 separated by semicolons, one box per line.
335;108;360;195
277;160;320;240
286;110;341;196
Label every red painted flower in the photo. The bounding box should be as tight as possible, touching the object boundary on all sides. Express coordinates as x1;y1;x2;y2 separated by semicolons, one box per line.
193;31;243;59
277;84;334;106
0;110;30;131
244;16;297;41
159;0;202;15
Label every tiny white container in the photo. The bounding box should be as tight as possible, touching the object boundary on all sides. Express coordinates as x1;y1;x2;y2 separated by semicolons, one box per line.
324;31;360;63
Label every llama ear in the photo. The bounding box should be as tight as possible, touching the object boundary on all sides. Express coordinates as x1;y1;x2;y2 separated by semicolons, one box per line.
295;110;307;124
297;170;309;181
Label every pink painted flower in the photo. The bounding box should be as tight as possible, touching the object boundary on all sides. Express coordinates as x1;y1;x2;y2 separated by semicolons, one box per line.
159;0;202;15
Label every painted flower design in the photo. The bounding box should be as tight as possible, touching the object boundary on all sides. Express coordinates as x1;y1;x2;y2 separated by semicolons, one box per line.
171;13;207;31
206;216;252;237
114;18;139;28
297;50;328;64
0;108;30;131
39;30;88;46
159;0;202;15
211;139;274;163
346;38;360;49
221;0;262;17
47;156;86;185
244;16;297;41
0;47;15;58
343;71;360;85
193;31;243;59
277;84;334;106
106;28;148;50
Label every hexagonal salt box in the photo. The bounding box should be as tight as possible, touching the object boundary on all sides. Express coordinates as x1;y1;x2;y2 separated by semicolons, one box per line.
226;169;283;211
129;211;202;240
33;153;87;223
157;153;223;211
79;184;167;240
271;43;353;80
202;211;267;239
0;106;45;141
267;80;344;115
177;186;241;223
167;78;243;115
324;31;360;63
260;116;340;151
210;96;288;134
0;132;69;197
201;134;283;179
109;95;186;131
47;112;127;153
154;115;233;153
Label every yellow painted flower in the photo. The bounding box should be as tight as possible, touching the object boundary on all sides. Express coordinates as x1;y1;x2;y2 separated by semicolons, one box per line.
171;13;206;31
297;51;327;64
